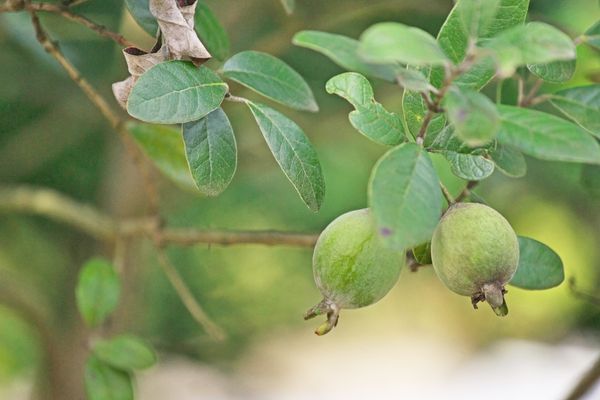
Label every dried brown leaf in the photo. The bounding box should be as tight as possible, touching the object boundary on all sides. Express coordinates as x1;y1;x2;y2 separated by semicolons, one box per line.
149;0;211;65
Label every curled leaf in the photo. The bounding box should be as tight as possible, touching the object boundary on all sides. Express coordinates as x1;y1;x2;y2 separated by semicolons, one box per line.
112;46;166;108
149;0;211;65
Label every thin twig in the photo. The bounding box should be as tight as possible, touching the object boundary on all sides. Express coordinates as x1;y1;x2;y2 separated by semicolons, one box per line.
416;49;478;144
520;79;544;107
440;182;455;205
156;249;226;341
0;185;319;247
2;1;135;47
569;278;600;308
455;181;479;203
224;93;249;103
28;11;159;213
564;354;600;400
517;76;525;107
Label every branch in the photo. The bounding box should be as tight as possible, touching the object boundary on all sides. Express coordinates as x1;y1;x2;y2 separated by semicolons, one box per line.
569;278;600;308
416;45;478;145
564;355;600;400
156;249;226;341
28;11;159;212
0;185;319;247
439;182;455;205
1;0;135;47
455;180;479;203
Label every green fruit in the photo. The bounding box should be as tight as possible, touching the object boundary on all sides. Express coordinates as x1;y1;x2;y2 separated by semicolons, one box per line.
431;203;519;316
305;209;404;335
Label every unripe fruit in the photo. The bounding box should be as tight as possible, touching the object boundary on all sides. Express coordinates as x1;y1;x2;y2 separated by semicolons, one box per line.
431;203;519;316
305;209;404;335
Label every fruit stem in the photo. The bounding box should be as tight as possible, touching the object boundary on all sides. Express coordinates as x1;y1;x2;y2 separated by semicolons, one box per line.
304;298;339;336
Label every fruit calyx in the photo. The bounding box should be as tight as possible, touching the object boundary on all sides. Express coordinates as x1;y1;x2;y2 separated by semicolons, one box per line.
304;298;340;336
470;282;509;317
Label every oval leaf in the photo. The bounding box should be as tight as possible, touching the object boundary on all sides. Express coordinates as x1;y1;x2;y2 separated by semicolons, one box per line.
76;259;121;328
497;105;600;164
247;102;325;211
85;356;134;400
488;22;576;78
292;30;396;81
443;87;500;146
359;22;448;66
510;236;564;290
128;61;228;124
442;151;495;180
325;72;404;145
432;0;529;88
550;85;600;139
369;143;444;250
396;68;435;93
93;335;157;371
128;122;197;192
489;143;527;178
223;51;318;112
183;108;237;196
195;3;230;61
527;59;575;84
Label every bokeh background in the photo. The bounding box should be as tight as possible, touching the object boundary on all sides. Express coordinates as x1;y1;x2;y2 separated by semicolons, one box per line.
1;0;600;399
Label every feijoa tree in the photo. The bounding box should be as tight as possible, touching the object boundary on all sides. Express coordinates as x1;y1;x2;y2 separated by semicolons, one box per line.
1;0;599;399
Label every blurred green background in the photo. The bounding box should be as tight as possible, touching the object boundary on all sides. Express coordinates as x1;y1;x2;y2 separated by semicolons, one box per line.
0;0;599;399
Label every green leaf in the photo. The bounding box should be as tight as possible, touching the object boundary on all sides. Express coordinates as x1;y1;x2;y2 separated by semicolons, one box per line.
325;72;404;146
182;108;237;196
550;85;600;138
425;125;489;154
455;0;501;38
93;335;157;371
583;20;600;51
396;68;435;93
433;0;530;88
128;122;197;192
442;151;495;180
488;22;576;78
497;105;600;164
195;3;230;61
292;31;396;81
247;102;325;211
581;164;600;199
358;22;448;66
411;0;528;144
402;89;446;139
510;236;564;290
125;0;157;36
85;356;134;400
280;0;295;14
412;242;432;265
443;87;500;146
223;51;318;112
527;59;576;84
489;143;527;178
127;61;228;124
76;259;121;328
369;143;443;250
